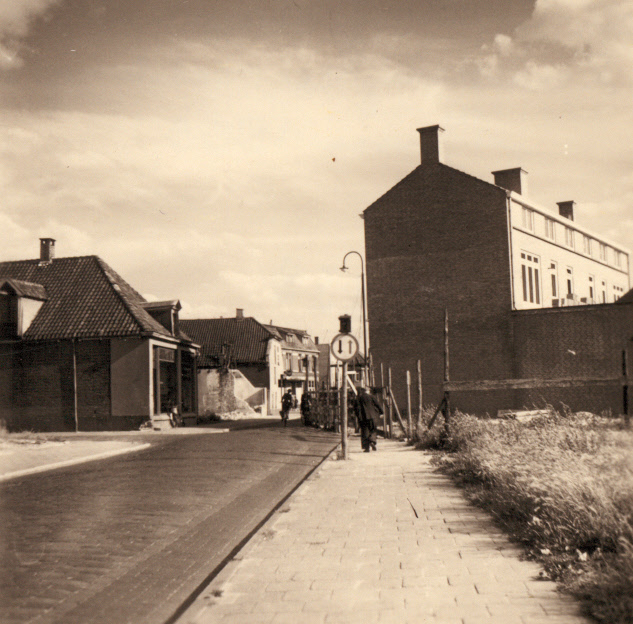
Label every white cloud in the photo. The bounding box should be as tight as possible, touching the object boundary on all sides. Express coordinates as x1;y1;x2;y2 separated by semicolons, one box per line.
0;0;61;69
478;0;633;86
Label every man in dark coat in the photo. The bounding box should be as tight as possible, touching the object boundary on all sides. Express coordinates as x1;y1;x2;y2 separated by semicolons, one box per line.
356;386;383;452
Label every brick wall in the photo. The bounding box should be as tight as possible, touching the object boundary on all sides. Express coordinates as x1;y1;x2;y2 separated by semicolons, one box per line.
365;162;516;414
0;339;122;432
511;303;633;415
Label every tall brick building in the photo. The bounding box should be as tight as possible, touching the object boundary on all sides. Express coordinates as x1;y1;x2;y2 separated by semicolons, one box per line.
363;125;633;416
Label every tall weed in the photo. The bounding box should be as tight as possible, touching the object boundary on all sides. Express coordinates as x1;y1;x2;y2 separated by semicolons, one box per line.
425;410;633;623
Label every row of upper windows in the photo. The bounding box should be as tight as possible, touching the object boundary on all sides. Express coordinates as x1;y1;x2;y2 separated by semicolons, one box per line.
284;352;317;372
521;207;627;270
520;251;627;306
285;333;312;346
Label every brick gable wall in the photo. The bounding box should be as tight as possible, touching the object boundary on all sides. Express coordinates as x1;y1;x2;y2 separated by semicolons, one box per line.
365;163;515;414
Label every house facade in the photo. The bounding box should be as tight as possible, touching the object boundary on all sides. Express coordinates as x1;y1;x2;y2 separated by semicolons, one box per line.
263;324;320;402
364;126;633;416
180;311;284;415
0;239;199;432
180;312;319;414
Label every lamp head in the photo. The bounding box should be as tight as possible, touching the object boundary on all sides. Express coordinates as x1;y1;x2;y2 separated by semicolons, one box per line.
340;265;348;272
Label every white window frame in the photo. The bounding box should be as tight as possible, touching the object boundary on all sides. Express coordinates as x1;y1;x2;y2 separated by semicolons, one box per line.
520;252;541;305
522;207;535;232
564;227;574;249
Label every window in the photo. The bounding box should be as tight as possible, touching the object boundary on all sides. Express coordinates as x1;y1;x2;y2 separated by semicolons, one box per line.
601;280;607;303
544;218;555;240
599;243;607;262
549;261;558;299
520;252;541;305
614;285;625;301
566;268;574;297
582;235;592;255
522;207;535;231
564;227;574;248
615;251;623;268
588;275;594;301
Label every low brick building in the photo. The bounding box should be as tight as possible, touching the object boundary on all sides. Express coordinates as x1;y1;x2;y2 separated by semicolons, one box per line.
0;239;199;431
364;126;633;416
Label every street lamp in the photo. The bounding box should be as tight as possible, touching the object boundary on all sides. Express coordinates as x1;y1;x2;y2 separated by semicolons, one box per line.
340;251;369;386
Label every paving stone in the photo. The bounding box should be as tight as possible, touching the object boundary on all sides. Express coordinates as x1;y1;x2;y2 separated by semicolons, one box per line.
182;440;592;624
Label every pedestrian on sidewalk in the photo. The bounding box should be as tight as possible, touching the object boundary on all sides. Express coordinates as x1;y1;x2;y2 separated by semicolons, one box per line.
280;390;293;426
300;393;312;426
357;385;383;452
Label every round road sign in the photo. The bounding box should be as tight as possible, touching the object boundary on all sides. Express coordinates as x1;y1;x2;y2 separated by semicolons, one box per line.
331;333;359;361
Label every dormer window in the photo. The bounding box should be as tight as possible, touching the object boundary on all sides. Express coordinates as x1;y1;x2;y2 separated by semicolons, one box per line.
0;279;47;338
142;300;181;335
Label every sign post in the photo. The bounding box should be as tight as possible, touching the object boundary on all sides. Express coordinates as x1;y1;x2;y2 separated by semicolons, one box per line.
331;316;359;460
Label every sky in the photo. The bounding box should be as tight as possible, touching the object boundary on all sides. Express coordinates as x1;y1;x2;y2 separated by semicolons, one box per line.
1;0;633;347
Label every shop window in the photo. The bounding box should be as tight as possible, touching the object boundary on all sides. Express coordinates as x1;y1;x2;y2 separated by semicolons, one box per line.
154;347;177;414
181;352;196;413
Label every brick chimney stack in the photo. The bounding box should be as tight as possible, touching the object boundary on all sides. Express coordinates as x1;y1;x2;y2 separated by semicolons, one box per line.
557;200;575;221
492;168;528;196
39;238;56;263
416;125;444;164
236;308;244;318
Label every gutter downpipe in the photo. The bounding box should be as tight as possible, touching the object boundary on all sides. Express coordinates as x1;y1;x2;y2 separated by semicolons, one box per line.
505;190;519;384
505;190;516;311
72;339;79;432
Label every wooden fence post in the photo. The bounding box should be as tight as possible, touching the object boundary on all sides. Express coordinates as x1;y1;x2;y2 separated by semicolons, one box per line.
417;359;423;429
623;349;630;428
443;309;451;432
406;370;412;438
388;367;394;438
380;363;387;438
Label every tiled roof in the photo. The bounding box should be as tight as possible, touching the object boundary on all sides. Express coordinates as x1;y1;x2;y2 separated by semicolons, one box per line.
0;278;48;301
0;255;178;341
263;324;319;353
180;318;277;367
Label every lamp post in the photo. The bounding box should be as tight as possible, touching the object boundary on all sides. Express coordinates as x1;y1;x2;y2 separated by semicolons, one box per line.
340;251;368;387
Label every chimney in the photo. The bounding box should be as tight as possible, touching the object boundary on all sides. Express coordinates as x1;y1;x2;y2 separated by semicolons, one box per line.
39;238;56;263
236;308;244;318
315;337;319;345
557;200;575;221
416;125;444;164
492;168;528;195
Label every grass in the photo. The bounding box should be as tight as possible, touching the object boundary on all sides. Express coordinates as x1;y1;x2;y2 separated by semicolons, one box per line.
413;408;633;623
0;420;64;445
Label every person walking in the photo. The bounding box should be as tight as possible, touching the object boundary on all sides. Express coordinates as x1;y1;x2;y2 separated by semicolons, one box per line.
300;393;312;426
357;386;383;452
280;390;294;426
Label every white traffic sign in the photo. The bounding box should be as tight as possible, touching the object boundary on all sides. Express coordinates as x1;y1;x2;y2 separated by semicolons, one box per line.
331;333;359;361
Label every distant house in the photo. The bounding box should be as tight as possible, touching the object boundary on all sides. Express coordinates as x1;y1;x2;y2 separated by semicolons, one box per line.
180;310;284;416
0;238;199;432
263;324;320;401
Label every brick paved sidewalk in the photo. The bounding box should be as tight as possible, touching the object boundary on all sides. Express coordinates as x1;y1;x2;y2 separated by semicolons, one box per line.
179;438;591;624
